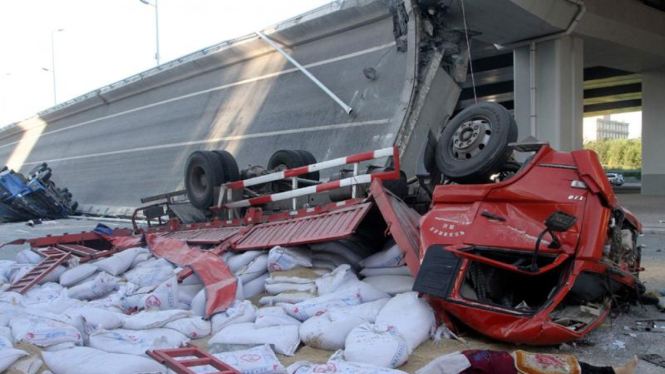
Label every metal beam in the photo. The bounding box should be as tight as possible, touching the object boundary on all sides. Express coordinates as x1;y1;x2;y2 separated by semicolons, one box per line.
255;31;353;114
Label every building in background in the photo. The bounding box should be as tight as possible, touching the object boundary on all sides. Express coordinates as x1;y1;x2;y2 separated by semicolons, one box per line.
583;115;630;142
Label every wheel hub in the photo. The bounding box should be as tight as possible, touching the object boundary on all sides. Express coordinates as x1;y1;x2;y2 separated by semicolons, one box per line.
452;118;492;160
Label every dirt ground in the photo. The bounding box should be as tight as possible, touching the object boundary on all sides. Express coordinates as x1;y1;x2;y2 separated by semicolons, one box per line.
1;192;664;373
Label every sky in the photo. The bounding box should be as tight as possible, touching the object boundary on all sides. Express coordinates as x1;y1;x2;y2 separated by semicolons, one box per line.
0;0;332;126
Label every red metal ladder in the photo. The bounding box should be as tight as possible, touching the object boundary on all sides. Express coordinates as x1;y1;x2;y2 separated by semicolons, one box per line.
147;344;241;374
6;247;71;294
55;243;117;263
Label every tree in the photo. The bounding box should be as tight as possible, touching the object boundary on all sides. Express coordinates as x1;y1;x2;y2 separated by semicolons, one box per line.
584;138;641;169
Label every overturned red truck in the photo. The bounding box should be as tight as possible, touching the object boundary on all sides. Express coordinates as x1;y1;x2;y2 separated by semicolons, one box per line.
10;102;644;346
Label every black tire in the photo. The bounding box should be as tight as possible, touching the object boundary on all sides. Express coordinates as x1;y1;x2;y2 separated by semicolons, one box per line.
185;151;225;210
435;102;517;183
28;163;47;176
211;150;240;183
40;169;52;183
70;201;79;212
295;150;320;181
267;150;319;181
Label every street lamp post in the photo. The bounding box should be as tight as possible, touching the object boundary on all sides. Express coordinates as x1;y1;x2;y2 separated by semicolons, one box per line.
51;28;64;106
140;0;160;66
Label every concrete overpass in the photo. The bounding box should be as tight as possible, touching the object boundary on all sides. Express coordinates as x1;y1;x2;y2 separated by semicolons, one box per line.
447;0;665;193
0;0;664;217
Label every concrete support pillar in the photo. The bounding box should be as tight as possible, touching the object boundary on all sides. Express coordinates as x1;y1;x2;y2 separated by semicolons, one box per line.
642;66;665;195
513;36;584;151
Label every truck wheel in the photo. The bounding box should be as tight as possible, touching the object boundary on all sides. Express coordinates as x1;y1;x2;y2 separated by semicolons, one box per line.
40;169;52;183
435;102;517;183
211;150;240;183
185;151;225;210
268;150;319;181
295;150;320;181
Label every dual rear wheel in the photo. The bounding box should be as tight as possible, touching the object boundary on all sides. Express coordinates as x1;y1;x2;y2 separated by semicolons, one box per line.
185;149;319;210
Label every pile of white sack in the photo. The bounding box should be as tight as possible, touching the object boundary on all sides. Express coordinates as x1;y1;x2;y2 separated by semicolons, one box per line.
0;237;434;374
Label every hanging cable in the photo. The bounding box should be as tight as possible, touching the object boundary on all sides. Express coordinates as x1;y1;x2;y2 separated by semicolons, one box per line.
458;0;477;104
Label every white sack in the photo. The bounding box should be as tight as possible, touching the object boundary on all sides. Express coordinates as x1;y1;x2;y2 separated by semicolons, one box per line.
338;281;390;303
267;246;312;272
299;313;365;350
63;305;125;330
0;304;22;327
289;350;408;374
42;346;165;374
27;289;82;314
415;352;471;374
164;317;211;339
255;306;302;328
283;288;362;321
344;324;409;368
265;282;316;295
312;259;336;271
89;328;189;356
227;251;265;273
266;274;319;285
93;247;148;276
360;266;411;277
375;292;435;351
190;288;206;317
122;309;192;330
9;315;82;347
209;322;300;356
211;300;257;334
131;253;152;269
0;260;15;278
24;283;63;303
316;265;358;295
259;292;314;306
236;277;245;301
39;266;67;284
329;298;390;323
178;283;204;305
7;355;42;374
359;242;405;268
0;336;27;372
59;264;98;287
235;254;269;284
140;276;179;310
212;344;286;374
0;326;12;341
8;264;32;284
243;272;269;298
16;250;43;265
132;257;173;270
362;276;414;296
67;272;118;300
123;259;174;288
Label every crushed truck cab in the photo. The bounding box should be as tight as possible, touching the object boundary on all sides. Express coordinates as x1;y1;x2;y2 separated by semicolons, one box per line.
405;143;643;345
